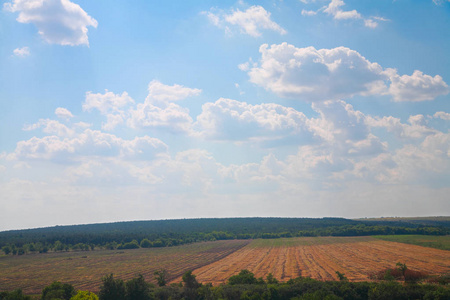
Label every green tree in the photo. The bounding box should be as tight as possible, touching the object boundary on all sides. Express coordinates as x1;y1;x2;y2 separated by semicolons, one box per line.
2;245;11;255
139;239;152;248
70;291;99;300
41;281;75;300
154;269;168;287
98;274;126;300
125;275;151;300
396;262;407;279
266;273;278;284
228;270;259;285
182;270;201;300
0;289;32;300
336;271;348;281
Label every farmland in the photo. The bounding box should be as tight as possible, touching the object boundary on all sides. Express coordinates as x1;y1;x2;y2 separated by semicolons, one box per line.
0;240;249;294
1;236;449;295
174;236;450;284
373;234;450;251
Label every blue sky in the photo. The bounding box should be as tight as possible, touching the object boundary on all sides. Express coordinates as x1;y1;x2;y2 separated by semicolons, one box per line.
0;0;449;231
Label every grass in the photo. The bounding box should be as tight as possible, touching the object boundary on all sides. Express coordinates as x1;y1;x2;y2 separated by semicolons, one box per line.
373;235;450;251
249;236;376;248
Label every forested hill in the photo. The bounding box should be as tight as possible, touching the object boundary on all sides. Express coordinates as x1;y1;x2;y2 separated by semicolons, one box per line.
0;217;448;253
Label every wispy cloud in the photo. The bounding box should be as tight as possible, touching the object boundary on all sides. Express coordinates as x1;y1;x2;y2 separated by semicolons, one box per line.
13;46;30;57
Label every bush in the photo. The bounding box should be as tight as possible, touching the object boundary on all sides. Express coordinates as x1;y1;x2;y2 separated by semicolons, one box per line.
41;281;76;300
70;291;99;300
228;270;260;285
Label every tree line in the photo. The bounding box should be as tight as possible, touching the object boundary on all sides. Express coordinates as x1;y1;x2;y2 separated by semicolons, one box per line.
1;218;448;256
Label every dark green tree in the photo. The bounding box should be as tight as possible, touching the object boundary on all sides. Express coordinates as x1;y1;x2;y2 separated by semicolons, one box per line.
266;273;278;284
41;281;75;300
125;275;151;300
98;274;126;300
182;270;201;300
1;245;11;255
0;289;32;300
154;269;168;287
228;270;259;285
139;239;152;248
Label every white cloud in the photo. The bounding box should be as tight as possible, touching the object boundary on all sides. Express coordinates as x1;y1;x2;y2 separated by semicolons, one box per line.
126;81;200;133
4;0;97;46
302;0;386;29
128;102;193;133
323;0;361;20
366;115;437;139
146;80;202;103
194;98;314;142
433;111;450;120
13;46;30;56
55;107;73;120
83;90;134;115
244;43;448;102
23;119;74;137
364;19;378;28
13;129;168;162
83;90;134;130
204;5;286;37
246;43;388;101
389;70;449;102
301;9;317;16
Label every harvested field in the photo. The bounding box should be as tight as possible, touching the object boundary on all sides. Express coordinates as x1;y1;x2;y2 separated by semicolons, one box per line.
173;237;450;285
0;240;249;294
1;236;449;294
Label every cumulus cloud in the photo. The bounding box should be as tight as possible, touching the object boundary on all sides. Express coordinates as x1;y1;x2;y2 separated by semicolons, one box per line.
323;0;361;20
433;111;450;120
244;43;448;102
55;107;73;120
83;90;134;115
23;119;74;137
203;5;286;37
13;46;30;57
389;70;449;102
246;43;388;101
194;98;313;142
13;129;168;162
4;0;97;46
146;80;202;103
366;115;437;139
83;90;134;131
128;102;193;133
126;80;201;133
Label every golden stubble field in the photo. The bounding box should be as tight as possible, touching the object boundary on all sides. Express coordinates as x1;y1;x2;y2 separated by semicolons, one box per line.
1;237;449;294
172;236;450;284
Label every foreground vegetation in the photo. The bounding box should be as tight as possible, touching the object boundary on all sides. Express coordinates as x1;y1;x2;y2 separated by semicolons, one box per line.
1;218;448;256
1;267;449;300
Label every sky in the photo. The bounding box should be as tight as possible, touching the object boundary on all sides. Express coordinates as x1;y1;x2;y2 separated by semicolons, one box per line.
0;0;449;231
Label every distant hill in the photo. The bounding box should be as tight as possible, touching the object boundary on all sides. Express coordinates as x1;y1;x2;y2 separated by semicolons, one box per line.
0;217;448;253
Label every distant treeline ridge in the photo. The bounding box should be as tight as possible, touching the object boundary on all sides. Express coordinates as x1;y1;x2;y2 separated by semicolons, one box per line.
0;218;448;255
